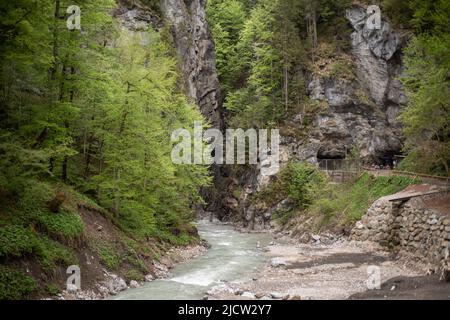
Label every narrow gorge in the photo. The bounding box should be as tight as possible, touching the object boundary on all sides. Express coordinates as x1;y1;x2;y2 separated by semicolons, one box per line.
0;0;449;301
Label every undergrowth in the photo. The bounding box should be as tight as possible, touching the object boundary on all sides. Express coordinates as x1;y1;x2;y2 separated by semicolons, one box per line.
0;266;36;300
310;173;420;224
257;164;420;228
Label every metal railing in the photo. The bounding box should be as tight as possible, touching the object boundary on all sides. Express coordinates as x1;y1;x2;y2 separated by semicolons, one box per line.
317;159;450;187
318;159;362;172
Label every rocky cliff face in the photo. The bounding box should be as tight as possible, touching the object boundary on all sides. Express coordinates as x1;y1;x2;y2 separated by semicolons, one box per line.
161;0;223;129
299;5;407;164
220;5;410;227
115;0;223;129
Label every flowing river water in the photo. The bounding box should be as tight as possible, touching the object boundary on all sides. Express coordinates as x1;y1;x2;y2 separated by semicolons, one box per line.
114;220;272;300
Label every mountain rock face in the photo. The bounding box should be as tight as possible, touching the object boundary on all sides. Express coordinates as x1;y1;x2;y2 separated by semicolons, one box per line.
161;0;223;129
296;5;407;165
218;5;410;227
114;0;163;32
116;0;223;129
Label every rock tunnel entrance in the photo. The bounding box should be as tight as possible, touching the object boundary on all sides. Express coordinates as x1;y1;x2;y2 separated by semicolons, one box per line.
317;145;346;161
317;145;347;170
376;150;404;169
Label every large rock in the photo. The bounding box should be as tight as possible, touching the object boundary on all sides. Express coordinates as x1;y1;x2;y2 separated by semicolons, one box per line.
103;274;128;295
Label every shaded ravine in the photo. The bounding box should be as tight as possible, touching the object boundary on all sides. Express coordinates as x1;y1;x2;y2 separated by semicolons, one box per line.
114;220;272;300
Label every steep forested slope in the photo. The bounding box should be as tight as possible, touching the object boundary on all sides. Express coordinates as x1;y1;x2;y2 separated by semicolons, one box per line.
0;0;210;299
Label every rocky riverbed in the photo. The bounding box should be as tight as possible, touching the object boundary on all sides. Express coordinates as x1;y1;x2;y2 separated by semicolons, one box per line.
50;244;208;300
205;236;450;300
53;216;450;300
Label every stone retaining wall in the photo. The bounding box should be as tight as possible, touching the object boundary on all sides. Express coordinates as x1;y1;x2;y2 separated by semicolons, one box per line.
351;196;450;267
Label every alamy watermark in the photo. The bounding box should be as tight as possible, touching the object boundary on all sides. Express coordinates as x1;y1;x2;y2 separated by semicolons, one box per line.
366;266;381;290
66;265;81;291
366;5;381;30
66;5;81;30
171;122;280;176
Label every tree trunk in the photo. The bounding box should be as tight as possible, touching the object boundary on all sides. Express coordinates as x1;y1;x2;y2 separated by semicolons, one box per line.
61;155;68;182
284;63;289;112
49;0;61;81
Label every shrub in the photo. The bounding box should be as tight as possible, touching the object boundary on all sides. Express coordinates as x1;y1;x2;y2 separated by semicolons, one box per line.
256;161;327;209
33;237;76;272
45;283;60;296
0;225;36;258
90;240;122;270
0;266;36;300
287;162;327;208
124;269;143;281
35;210;84;241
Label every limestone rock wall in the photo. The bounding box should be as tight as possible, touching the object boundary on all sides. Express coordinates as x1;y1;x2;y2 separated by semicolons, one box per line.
115;0;223;129
161;0;223;129
298;5;407;164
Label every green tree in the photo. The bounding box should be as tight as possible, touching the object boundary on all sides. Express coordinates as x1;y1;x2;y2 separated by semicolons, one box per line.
0;0;211;243
400;34;450;175
207;0;247;93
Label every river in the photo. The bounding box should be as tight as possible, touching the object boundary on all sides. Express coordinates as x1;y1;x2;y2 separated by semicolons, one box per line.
114;220;272;300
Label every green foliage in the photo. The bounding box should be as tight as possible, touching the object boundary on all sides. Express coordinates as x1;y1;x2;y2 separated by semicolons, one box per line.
152;228;197;246
329;60;355;81
376;0;450;176
209;0;307;127
400;34;450;175
259;169;419;227
34;210;84;241
44;283;60;296
33;236;75;272
210;0;352;128
0;190;76;273
310;173;420;223
256;162;326;210
382;0;450;33
87;29;210;239
272;209;299;226
0;223;74;272
0;0;211;262
287;163;327;209
124;269;144;281
207;0;247;93
311;197;339;225
0;225;36;258
0;266;37;300
90;240;122;270
90;236;153;273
